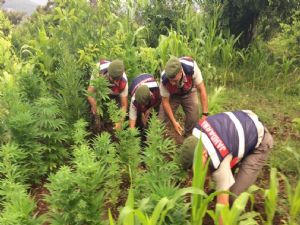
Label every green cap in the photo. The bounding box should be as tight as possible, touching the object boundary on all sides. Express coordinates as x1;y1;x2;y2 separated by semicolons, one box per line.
180;135;198;170
108;59;124;79
165;57;181;78
135;85;150;105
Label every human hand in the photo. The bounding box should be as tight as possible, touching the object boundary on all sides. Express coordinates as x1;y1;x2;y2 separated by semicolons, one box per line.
142;110;151;126
114;122;121;130
91;107;97;115
173;121;183;136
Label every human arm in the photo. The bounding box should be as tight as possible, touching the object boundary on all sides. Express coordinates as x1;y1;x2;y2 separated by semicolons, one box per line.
115;95;128;130
129;98;137;128
87;85;97;115
162;96;183;135
196;82;208;119
193;62;208;119
212;154;234;224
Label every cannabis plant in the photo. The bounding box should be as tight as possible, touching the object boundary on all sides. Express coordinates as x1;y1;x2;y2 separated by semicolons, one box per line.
0;181;44;225
92;132;121;205
33;97;69;173
0;143;28;184
46;145;106;225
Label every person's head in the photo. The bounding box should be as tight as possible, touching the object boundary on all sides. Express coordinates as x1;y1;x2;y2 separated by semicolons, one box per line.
108;59;124;82
135;85;151;106
180;135;199;170
165;57;182;86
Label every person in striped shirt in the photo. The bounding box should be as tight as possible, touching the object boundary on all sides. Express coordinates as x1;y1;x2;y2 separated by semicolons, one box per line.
159;56;208;138
87;59;128;130
180;110;273;208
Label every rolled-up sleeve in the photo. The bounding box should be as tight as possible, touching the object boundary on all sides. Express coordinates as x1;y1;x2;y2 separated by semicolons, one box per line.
159;78;170;98
129;98;137;120
212;154;235;191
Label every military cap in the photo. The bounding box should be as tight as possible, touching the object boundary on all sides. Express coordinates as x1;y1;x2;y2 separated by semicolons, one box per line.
180;135;198;170
135;85;150;105
108;59;124;79
165;57;181;79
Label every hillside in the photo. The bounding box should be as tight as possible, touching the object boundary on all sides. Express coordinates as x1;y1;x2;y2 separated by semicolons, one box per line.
2;0;38;15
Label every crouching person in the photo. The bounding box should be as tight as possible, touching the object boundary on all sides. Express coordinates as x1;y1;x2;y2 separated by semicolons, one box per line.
129;74;161;140
180;110;273;208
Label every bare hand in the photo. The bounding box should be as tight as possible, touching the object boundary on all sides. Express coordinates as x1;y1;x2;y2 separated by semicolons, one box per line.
173;121;183;136
114;122;121;130
142;110;151;126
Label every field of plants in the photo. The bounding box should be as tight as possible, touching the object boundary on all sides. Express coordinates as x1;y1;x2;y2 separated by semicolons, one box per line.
0;0;299;224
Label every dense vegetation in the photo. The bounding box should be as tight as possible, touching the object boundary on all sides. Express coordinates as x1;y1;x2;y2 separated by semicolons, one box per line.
0;0;299;224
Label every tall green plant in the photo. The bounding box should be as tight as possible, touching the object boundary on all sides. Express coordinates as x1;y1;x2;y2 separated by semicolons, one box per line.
93;132;121;205
46;145;106;225
0;181;44;225
264;168;279;225
281;174;300;225
33;97;69;172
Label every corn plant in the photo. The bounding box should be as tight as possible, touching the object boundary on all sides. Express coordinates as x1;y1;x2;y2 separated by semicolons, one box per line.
264;168;279;225
207;86;226;115
209;192;259;225
156;31;191;67
110;169;206;225
280;173;300;225
191;136;214;225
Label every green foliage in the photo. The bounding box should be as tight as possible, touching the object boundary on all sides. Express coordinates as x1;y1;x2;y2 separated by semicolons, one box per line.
212;193;259;225
281;173;300;225
264;168;279;225
207;86;226;115
72;119;90;146
89;73;111;118
270;140;300;176
0;10;12;38
0;143;27;184
115;123;141;178
139;0;190;47
156;31;191;67
46;145;106;225
0;181;44;225
191;137;213;225
268;10;300;66
92;132;121;205
33;97;69;172
54;51;87;125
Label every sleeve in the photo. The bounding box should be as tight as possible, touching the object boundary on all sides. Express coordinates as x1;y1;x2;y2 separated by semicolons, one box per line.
129;98;137;120
120;72;129;97
193;61;203;86
159;76;170;98
212;154;235;191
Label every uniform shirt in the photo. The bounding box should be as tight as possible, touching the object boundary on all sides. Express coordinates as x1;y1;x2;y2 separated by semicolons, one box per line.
211;110;264;191
129;75;160;120
159;61;203;98
90;61;128;97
